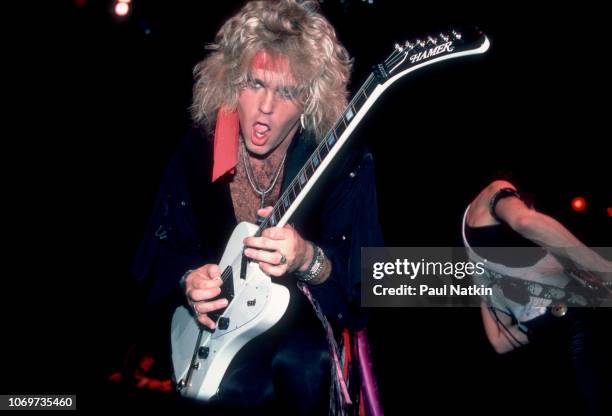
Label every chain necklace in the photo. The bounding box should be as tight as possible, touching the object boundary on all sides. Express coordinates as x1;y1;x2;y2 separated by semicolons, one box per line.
241;139;287;209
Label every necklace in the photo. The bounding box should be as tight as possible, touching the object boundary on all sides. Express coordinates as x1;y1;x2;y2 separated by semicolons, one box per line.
241;140;287;209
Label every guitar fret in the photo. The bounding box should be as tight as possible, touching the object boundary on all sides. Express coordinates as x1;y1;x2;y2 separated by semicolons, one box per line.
364;79;377;98
290;185;297;201
345;106;355;122
333;127;342;141
319;141;329;158
353;91;367;113
312;151;320;168
277;204;285;220
295;178;303;194
306;162;314;178
326;131;337;147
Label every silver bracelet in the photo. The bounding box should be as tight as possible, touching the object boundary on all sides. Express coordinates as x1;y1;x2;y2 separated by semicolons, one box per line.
295;243;325;283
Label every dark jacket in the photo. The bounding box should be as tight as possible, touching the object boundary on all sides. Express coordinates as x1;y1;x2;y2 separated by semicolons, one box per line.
132;126;383;329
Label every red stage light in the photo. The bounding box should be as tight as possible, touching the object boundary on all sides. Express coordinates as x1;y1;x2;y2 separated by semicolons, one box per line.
607;207;612;217
571;196;587;212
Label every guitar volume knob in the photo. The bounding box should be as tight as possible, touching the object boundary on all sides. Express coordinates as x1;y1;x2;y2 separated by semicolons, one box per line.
198;346;210;359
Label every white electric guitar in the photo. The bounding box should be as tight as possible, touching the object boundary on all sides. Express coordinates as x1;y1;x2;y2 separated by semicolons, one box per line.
171;27;490;400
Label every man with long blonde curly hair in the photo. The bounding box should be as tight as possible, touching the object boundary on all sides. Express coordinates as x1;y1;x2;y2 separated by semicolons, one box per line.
191;0;352;143
134;0;383;413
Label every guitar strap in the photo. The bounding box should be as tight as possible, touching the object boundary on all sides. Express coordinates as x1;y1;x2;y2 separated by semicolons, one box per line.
297;282;352;415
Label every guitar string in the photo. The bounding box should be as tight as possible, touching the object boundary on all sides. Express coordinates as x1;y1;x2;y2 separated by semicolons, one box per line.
221;265;233;284
385;51;404;67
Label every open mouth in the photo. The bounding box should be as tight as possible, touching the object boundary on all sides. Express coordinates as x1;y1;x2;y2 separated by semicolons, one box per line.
252;122;271;144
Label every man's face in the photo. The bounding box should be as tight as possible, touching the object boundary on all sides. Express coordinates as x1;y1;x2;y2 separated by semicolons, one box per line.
237;58;302;158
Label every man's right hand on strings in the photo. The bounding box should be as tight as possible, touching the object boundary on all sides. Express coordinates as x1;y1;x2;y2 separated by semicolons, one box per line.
184;264;228;330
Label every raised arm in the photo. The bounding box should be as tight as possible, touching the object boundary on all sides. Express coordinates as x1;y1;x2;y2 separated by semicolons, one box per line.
490;181;612;281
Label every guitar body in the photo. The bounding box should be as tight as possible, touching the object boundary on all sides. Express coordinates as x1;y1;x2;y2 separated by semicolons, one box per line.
171;221;290;400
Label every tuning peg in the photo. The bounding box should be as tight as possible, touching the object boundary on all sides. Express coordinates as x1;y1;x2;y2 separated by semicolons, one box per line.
439;33;449;42
415;38;425;48
451;30;462;40
427;36;437;45
394;43;404;52
404;41;415;50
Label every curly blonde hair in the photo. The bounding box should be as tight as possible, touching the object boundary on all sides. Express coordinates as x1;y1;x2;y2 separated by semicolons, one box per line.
191;0;352;141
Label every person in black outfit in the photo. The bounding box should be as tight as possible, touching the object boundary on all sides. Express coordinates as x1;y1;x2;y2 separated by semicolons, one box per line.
133;1;383;414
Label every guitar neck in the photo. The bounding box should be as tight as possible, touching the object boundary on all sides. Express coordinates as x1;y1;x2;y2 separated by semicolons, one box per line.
255;27;490;234
256;72;379;234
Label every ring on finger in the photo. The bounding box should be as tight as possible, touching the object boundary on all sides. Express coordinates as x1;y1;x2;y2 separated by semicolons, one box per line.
279;254;287;265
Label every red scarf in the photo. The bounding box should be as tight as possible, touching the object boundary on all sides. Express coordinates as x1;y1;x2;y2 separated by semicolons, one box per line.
211;106;239;182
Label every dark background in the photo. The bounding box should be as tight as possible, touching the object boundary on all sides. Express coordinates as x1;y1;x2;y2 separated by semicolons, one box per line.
5;0;610;414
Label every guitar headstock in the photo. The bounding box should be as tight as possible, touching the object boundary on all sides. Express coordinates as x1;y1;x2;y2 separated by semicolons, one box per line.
376;27;490;83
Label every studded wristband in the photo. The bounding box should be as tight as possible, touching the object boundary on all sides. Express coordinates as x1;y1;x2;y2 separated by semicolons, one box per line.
295;243;325;283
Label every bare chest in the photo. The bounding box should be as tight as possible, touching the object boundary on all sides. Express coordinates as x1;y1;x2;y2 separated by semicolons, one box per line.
229;155;284;224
